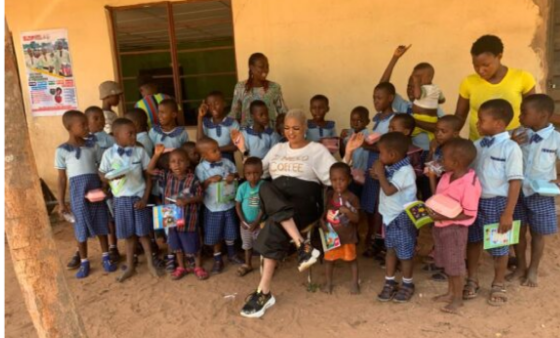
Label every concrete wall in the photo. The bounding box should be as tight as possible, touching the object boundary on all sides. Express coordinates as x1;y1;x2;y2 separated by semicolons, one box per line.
6;0;548;191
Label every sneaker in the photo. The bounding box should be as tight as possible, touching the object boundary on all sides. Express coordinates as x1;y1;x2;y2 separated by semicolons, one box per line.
211;259;224;274
76;261;90;279
240;291;276;318
102;256;117;273
297;241;320;272
66;252;80;270
109;247;121;263
152;253;165;269
165;256;176;272
228;255;245;265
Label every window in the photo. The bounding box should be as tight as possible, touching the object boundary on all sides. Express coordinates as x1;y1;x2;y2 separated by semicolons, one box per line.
108;0;237;125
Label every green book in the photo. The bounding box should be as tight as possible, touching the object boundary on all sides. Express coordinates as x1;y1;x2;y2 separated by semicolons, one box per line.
483;221;521;250
216;180;238;204
404;201;433;229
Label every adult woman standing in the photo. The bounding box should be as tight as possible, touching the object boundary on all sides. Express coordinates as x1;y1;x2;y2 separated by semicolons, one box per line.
229;53;288;127
454;35;551;140
236;109;336;318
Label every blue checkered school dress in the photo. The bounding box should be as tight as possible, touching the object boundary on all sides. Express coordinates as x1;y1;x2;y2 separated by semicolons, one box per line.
69;174;110;242
361;150;379;214
514;193;558;235
469;196;509;256
114;196;152;239
383;211;416;260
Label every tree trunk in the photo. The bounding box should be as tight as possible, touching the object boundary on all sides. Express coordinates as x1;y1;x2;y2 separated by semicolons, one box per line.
4;21;88;338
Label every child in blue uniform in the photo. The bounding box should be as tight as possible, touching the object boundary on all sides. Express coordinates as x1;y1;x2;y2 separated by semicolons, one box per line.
340;106;371;197
149;99;189;149
237;100;278;159
306;94;337;142
125;108;155;157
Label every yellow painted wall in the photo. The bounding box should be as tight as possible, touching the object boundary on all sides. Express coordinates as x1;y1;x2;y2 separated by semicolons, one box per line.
6;0;548;192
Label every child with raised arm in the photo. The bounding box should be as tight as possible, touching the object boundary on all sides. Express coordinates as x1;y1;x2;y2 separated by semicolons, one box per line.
340;106;370;197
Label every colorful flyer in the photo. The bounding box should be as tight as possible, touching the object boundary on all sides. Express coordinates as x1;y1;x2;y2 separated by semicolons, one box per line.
216;180;238;203
153;204;185;230
20;29;78;116
404;201;433;229
483;221;521;250
319;223;341;252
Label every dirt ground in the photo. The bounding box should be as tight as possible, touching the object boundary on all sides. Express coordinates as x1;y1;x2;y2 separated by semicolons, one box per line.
5;218;560;338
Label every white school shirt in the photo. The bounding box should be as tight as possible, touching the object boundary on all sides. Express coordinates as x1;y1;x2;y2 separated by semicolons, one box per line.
378;158;417;225
99;144;151;198
103;109;118;134
413;84;445;110
520;124;560;196
262;141;336;186
473;131;524;199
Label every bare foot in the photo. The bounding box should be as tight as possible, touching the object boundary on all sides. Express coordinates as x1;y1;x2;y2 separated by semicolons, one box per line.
350;283;360;295
321;283;333;294
432;293;453;303
116;268;136;283
505;267;526;282
441;299;463;314
521;270;538;287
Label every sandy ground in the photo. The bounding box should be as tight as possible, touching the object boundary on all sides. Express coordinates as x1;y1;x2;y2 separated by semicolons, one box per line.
5;218;560;338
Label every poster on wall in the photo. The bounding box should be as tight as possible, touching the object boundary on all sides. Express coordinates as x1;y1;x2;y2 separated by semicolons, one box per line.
20;29;78;117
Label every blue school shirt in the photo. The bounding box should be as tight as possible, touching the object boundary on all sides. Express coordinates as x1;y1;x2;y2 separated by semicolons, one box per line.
92;131;114;152
306;120;337;142
99;144;151;198
378;157;417;225
195;158;238;212
393;93;445;151
520;124;560;196
343;129;371;171
271;132;286;144
372;113;394;134
54;140;100;178
473;131;524;199
235;180;263;223
148;126;189;149
202;116;240;147
241;126;278;159
136;131;154;158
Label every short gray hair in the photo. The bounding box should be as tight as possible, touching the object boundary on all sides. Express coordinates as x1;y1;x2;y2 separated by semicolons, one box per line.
284;108;307;127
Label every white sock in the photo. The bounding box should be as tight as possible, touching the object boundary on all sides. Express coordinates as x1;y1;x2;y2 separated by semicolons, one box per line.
402;277;413;285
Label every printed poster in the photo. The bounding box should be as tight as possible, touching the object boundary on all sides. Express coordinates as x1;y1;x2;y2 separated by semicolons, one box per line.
20;29;78;116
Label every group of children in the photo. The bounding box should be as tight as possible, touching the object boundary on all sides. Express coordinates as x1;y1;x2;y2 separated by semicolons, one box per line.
55;54;559;316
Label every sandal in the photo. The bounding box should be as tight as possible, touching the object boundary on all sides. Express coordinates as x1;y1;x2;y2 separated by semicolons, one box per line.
171;267;188;280
237;264;254;277
487;284;508;306
393;283;415;303
377;282;398;302
422;263;441;272
462;278;480;300
194;267;209;280
431;271;448;282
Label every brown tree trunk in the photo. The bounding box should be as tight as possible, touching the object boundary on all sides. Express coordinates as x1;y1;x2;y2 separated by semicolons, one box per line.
4;21;88;338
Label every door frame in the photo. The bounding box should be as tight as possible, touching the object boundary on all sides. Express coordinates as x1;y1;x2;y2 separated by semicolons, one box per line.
544;0;560;94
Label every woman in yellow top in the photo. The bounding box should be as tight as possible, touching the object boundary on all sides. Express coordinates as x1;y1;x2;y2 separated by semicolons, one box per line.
454;35;546;140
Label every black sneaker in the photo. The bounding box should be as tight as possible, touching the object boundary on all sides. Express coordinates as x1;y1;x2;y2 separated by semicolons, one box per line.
240;291;276;318
165;255;176;272
109;247;121;263
297;241;320;272
66;252;80;270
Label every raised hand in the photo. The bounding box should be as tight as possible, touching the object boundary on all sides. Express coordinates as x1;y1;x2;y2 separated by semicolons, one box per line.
393;44;411;58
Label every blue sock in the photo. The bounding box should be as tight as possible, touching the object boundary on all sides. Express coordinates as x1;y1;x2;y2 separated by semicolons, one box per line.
213;252;222;262
226;241;236;257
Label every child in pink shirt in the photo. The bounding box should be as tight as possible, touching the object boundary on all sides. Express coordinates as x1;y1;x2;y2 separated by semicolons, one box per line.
427;138;482;314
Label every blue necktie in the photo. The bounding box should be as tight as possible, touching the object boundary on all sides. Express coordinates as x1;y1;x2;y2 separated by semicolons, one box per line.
117;147;133;157
530;133;543;144
210;162;223;168
480;137;495;148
